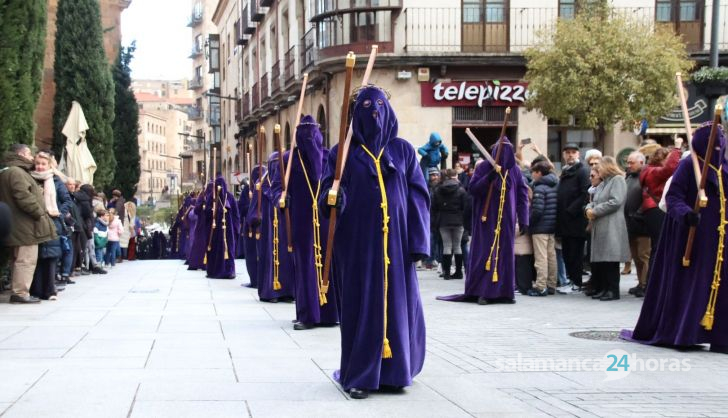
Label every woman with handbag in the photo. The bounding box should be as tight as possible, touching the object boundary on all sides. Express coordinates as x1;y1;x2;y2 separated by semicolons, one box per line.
29;151;73;300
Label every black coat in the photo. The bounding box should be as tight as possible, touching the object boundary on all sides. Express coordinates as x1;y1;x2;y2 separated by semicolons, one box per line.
623;169;649;237
433;178;467;228
0;201;11;244
75;187;95;239
530;172;559;235
556;161;590;238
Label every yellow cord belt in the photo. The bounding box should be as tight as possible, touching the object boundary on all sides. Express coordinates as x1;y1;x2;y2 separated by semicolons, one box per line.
272;194;282;291
702;165;726;331
485;170;509;282
203;186;218;265
360;145;393;359
297;150;326;305
204;187;230;264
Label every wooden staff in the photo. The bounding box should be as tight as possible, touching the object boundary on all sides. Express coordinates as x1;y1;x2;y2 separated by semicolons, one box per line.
481;107;511;222
676;72;707;207
321;52;356;295
683;105;723;267
212;146;217;179
255;126;265;239
274;124;293;252
280;73;309;208
322;46;378;293
247;143;253;199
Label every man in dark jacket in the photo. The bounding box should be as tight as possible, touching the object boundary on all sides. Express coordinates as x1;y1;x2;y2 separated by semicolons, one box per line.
109;189;126;221
555;143;590;292
623;151;650;297
433;169;468;279
77;184;106;274
65;179;87;279
424;167;441;270
0;144;56;303
529;162;559;296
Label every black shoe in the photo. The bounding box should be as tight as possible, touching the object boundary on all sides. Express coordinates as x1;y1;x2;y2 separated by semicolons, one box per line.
591;290;606;300
633;286;645;298
293;322;314;331
452;271;463;280
263;298;279;303
80;269;91;276
547;288;556;295
477;297;490;305
443;272;452;280
63;276;75;284
527;288;547;297
628;285;640;295
9;295;41;304
91;266;107;275
600;291;620;301
349;388;369;399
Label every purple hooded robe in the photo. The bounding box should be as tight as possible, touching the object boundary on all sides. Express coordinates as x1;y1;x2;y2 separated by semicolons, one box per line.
187;182;213;270
173;196;193;260
438;137;529;303
622;123;728;349
253;152;296;301
205;175;240;279
183;195;198;263
320;87;430;391
244;167;266;288
274;116;339;323
237;182;251;259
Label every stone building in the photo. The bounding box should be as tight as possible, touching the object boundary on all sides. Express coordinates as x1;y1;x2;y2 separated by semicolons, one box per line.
33;0;132;150
212;0;728;174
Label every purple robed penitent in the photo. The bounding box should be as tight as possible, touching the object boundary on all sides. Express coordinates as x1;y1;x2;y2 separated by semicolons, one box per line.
205;175;239;279
321;87;430;391
438;137;529;303
183;198;198;264
622;123;728;349
237;183;250;259
176;196;193;260
244;167;266;288
254;152;295;301
276;116;338;323
187;182;213;270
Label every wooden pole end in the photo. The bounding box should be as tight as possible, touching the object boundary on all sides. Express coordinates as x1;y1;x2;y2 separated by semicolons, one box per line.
346;52;356;67
676;72;682;77
682;257;690;267
274;124;281;133
505;106;512;115
259;126;265;134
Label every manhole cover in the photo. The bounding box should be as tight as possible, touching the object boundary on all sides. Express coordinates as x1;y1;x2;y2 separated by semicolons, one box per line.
569;330;622;341
129;288;160;294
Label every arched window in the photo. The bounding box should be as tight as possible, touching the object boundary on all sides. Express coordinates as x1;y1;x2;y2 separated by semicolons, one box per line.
316;105;327;147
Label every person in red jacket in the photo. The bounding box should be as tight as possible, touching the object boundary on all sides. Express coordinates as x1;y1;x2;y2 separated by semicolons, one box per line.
639;137;682;270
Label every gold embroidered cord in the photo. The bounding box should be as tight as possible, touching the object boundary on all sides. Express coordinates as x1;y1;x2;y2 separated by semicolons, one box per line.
485;170;509;283
272;202;282;290
701;165;726;331
297;150;325;305
204;186;219;265
360;145;393;359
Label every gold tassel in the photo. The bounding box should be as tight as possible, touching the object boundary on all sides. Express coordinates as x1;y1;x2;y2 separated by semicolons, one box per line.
493;271;499;283
297;150;326;306
701;312;715;331
483;171;509;282
382;338;393;359
701;165;726;331
485;259;491;271
272;205;282;291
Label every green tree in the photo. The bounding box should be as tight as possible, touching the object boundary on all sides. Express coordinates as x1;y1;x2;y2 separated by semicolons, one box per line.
52;0;115;188
524;0;693;147
0;0;47;155
112;43;141;199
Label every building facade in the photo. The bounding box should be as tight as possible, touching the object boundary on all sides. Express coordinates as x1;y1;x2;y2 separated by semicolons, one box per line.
210;0;728;173
136;93;192;204
184;0;222;188
33;0;132;150
132;79;196;102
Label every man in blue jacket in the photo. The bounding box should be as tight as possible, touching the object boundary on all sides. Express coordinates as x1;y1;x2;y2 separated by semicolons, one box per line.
529;161;559;296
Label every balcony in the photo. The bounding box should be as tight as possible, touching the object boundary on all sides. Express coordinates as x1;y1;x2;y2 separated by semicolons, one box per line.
187;106;204;121
271;61;281;95
188;76;203;90
243;91;251;116
251;0;265;22
311;0;402;22
284;45;296;84
189;44;203;58
242;5;255;35
261;73;269;103
187;6;204;27
301;28;317;71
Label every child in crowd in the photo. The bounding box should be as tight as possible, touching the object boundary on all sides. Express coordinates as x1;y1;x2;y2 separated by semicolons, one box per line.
105;208;123;267
94;210;109;266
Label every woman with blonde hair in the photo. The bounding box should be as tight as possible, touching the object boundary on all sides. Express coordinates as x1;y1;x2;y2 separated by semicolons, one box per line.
120;201;138;260
585;156;631;301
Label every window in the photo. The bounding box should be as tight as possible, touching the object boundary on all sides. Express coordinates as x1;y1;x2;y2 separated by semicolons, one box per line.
208;34;220;73
680;0;697;21
656;0;671;21
485;0;505;23
463;0;481;23
559;0;575;19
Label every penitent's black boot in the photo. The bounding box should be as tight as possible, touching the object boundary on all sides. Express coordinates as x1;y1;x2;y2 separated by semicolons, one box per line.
453;254;464;279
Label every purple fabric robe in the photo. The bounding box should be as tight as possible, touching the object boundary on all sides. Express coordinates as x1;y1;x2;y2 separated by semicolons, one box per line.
244;167;266;288
183;197;198;264
187;182;213;270
275;116;339;323
237;183;251;259
622;123;728;348
438;137;529;303
176;196;193;260
321;87;430;391
253;152;296;301
205;176;239;279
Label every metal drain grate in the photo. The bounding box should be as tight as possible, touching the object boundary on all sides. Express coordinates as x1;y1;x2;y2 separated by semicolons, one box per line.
569;330;622;341
128;288;160;294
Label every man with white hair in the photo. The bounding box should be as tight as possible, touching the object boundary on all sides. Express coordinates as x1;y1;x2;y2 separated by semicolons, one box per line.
623;151;650;297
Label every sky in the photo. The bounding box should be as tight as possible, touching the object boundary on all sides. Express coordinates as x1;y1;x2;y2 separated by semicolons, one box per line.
121;0;191;80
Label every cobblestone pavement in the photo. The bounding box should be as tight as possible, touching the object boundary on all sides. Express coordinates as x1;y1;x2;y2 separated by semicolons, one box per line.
0;260;726;418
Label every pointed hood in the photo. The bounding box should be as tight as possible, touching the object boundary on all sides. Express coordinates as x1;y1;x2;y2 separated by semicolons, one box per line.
691;121;728;186
491;136;516;170
296;115;324;180
214;175;229;198
351;86;398;155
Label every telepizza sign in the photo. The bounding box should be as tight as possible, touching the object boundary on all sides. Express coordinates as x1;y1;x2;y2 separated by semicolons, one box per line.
420;81;530;108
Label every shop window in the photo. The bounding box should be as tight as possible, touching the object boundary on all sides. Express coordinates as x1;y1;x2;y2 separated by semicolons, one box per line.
559;0;576;19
